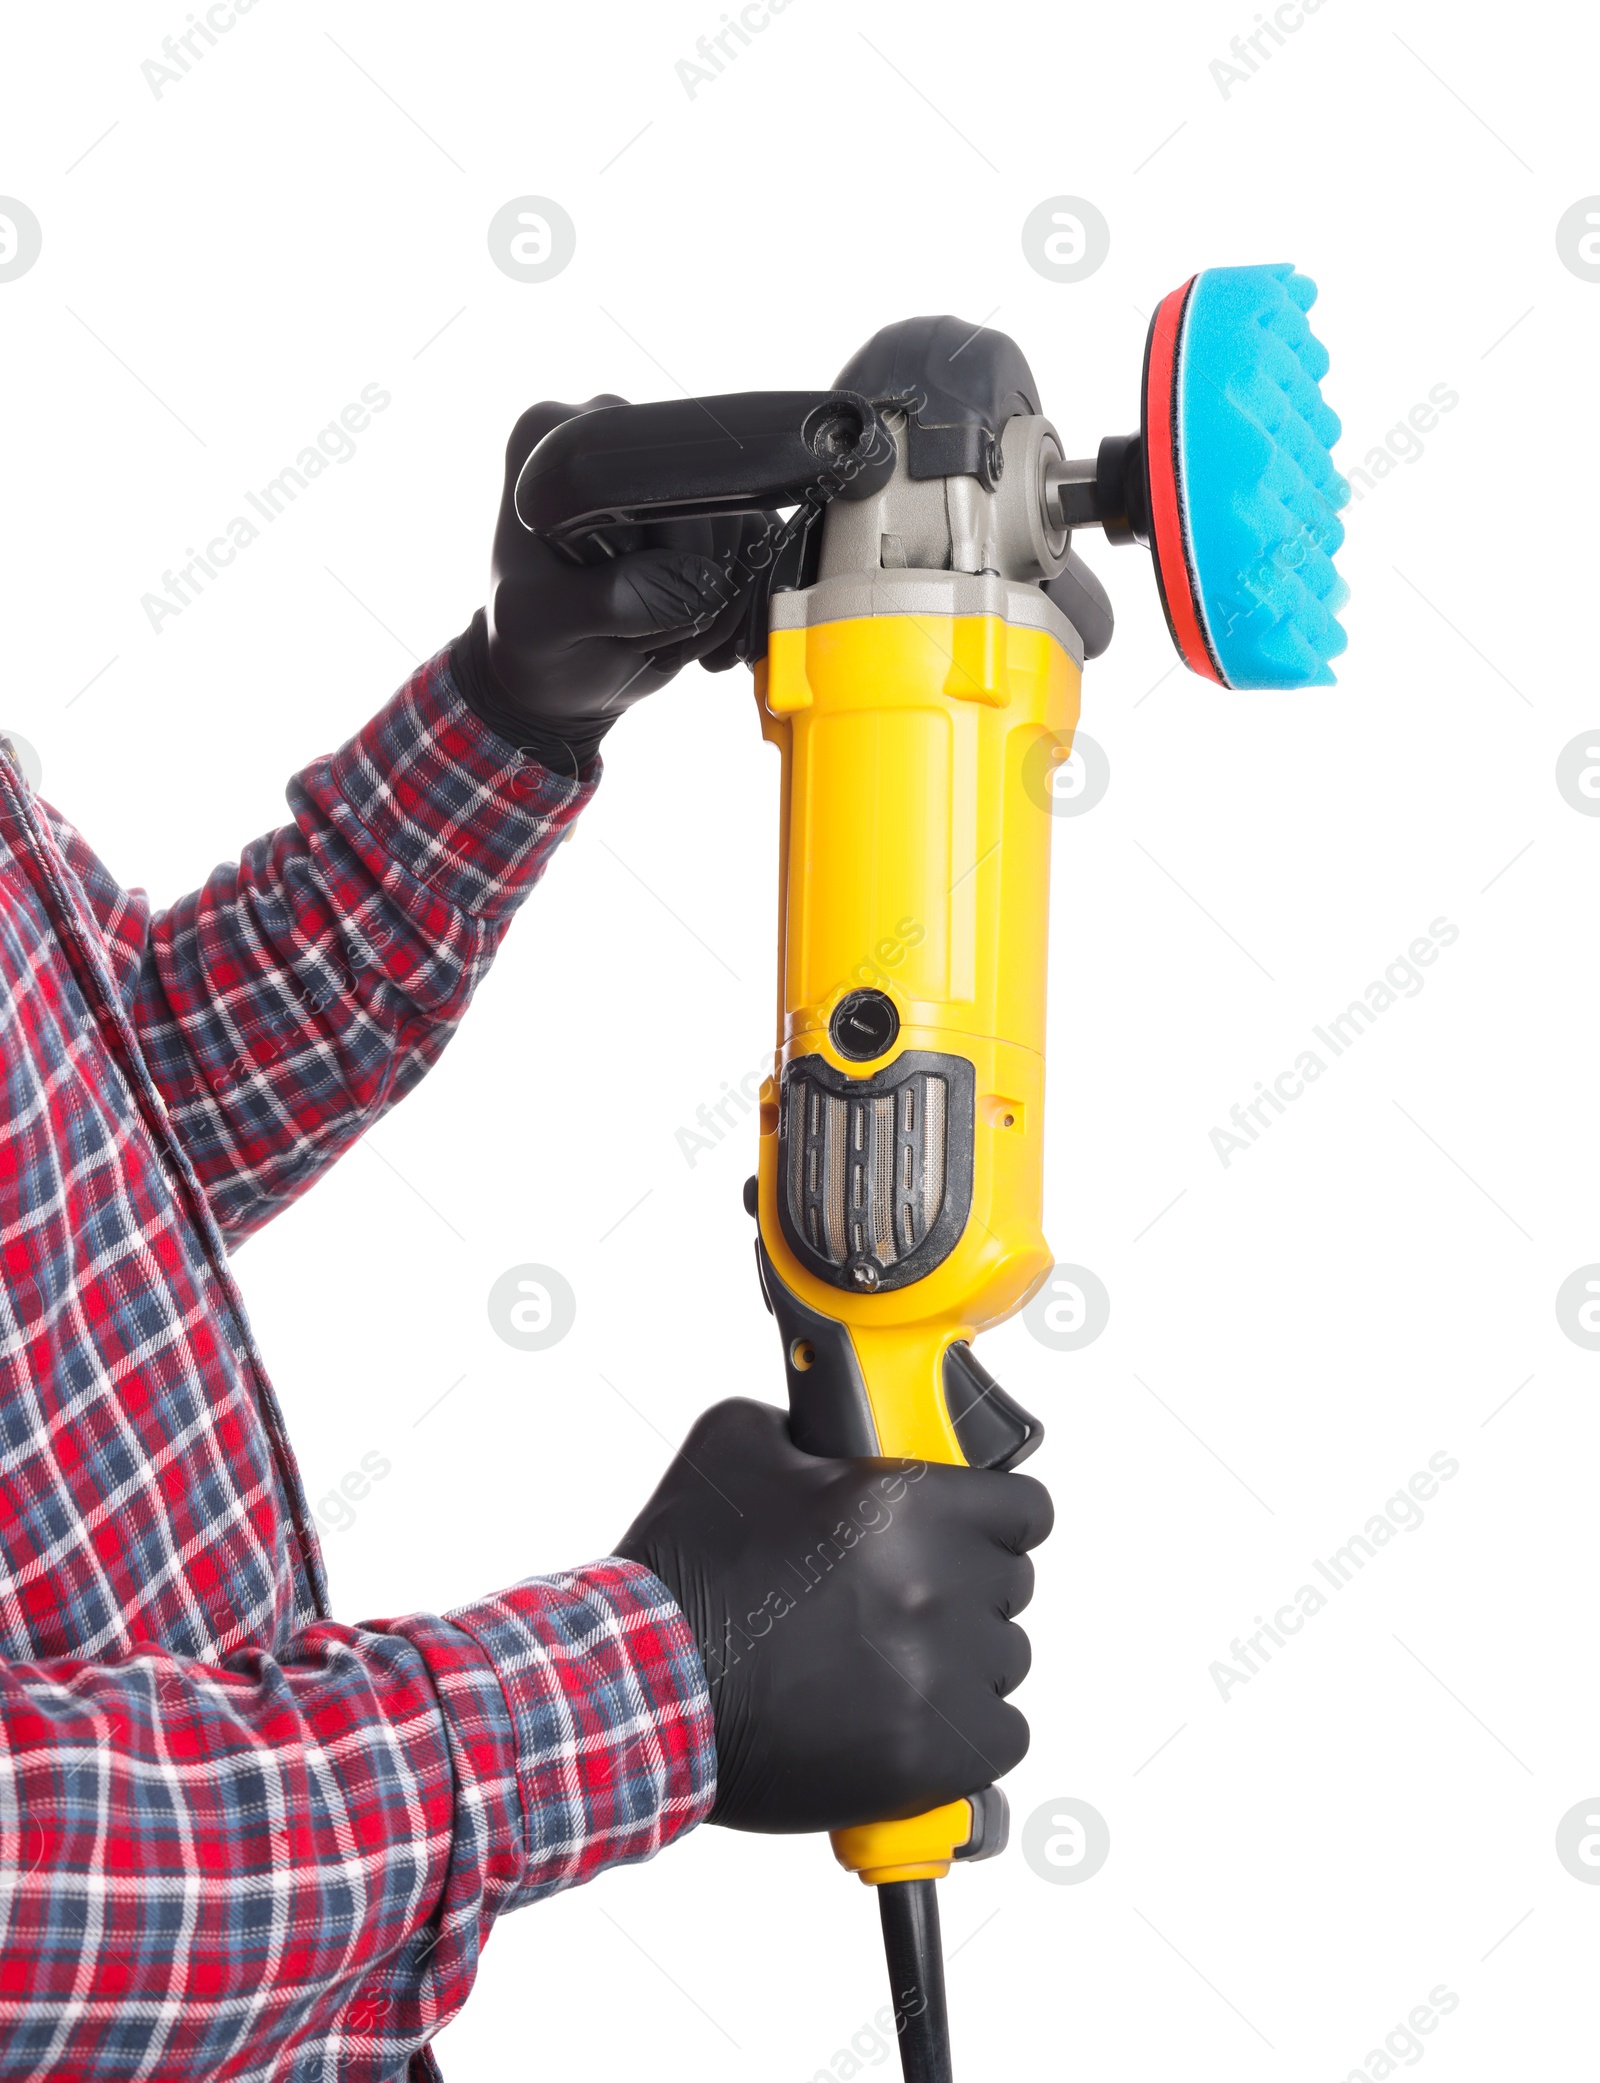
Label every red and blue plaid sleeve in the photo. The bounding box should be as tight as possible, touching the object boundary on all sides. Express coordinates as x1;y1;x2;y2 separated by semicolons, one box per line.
0;1558;713;2080
44;643;592;1246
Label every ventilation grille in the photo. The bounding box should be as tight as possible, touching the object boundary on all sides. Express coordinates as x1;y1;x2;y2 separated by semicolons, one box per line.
784;1065;951;1275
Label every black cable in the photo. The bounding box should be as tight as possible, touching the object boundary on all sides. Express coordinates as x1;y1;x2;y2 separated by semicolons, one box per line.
877;1879;953;2083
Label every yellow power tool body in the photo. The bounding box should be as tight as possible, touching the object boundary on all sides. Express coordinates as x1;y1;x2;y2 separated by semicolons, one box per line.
751;452;1079;1869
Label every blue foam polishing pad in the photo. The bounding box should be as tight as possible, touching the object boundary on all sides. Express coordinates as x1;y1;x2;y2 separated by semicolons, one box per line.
1146;263;1350;689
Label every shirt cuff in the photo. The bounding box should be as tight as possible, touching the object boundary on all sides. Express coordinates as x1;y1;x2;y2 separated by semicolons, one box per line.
290;639;602;934
443;1558;715;1906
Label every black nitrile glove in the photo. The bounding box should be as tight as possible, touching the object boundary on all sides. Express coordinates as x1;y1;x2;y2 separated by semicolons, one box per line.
615;1398;1052;1836
452;397;776;778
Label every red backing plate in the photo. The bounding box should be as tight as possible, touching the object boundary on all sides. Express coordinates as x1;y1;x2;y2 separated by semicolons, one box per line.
1144;279;1225;687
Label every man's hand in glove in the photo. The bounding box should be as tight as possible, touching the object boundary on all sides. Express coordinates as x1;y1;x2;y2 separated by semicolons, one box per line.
615;1398;1053;1836
452;397;772;778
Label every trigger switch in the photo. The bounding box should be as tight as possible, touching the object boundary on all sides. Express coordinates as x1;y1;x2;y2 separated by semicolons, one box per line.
942;1342;1043;1471
742;1173;759;1218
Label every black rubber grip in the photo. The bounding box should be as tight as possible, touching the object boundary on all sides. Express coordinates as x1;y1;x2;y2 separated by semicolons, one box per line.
756;1242;879;1458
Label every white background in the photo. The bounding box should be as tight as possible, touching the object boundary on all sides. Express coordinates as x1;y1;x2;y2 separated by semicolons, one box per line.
2;1;1596;2076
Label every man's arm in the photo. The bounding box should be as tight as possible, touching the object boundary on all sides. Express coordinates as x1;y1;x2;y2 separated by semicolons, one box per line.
46;642;582;1245
0;1560;711;2080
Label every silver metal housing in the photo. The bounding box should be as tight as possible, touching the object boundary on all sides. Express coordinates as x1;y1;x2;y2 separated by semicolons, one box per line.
792;409;1083;655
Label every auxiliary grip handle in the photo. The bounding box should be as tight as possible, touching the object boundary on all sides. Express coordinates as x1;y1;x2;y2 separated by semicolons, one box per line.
513;389;896;547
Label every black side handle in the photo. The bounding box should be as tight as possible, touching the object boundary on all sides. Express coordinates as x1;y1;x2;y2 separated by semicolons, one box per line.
514;390;896;549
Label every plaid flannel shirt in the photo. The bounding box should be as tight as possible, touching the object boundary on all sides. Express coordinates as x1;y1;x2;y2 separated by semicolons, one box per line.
0;644;715;2080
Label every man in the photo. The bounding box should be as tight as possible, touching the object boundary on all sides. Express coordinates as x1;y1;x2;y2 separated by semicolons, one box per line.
0;401;1051;2079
